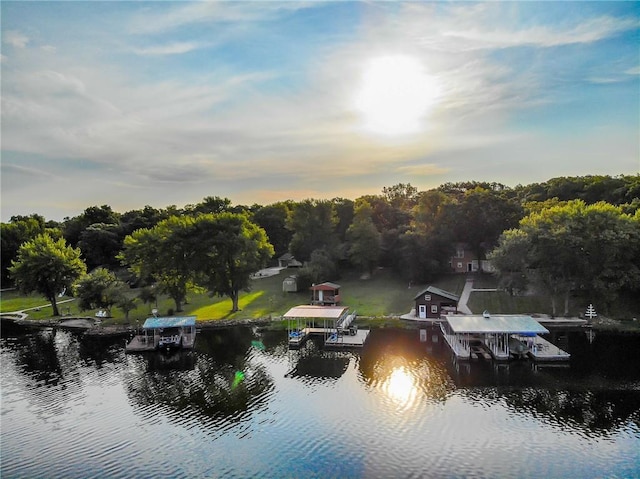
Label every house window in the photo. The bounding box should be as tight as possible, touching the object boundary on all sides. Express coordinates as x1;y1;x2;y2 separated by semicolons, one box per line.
431;305;438;314
424;294;431;301
456;248;465;258
457;262;463;269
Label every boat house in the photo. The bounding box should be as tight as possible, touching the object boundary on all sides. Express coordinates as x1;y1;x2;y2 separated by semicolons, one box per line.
440;313;569;361
126;316;197;353
284;305;368;349
413;286;460;319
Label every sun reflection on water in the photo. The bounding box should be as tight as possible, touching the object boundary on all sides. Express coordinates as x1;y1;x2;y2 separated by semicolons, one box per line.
383;366;418;411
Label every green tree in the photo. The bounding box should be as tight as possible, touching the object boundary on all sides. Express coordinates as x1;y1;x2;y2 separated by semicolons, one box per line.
77;223;122;270
346;200;381;277
488;229;530;296
296;248;339;289
287;199;338;261
119;216;200;312
497;200;640;315
113;287;138;321
75;267;119;313
62;205;119;247
252;202;293;258
197;213;274;312
1;214;49;284
9;234;87;316
440;187;523;270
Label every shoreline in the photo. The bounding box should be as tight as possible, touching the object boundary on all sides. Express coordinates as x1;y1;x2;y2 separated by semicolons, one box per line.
3;314;638;337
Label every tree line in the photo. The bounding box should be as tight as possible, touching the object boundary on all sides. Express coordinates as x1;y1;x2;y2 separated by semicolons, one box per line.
3;174;639;316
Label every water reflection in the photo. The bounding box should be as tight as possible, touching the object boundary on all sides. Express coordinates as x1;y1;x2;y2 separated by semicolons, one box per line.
124;327;275;428
285;338;351;383
383;366;417;410
1;324;639;479
359;328;455;411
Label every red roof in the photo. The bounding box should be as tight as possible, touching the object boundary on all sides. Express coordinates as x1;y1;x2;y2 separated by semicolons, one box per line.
310;282;340;291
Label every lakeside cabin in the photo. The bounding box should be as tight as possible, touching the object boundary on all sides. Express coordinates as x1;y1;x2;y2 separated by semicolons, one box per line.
440;313;570;362
413;286;460;319
126;316;197;353
284;305;368;349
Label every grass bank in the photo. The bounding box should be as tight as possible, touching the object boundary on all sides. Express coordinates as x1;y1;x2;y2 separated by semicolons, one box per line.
1;268;466;326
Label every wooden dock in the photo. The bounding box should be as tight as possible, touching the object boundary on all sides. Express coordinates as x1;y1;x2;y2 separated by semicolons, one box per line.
324;329;370;348
528;336;570;361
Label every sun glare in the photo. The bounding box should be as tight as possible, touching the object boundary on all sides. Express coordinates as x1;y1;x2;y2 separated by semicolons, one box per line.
354;55;441;137
384;367;418;410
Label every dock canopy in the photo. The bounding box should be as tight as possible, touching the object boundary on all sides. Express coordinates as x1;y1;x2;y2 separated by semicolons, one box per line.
283;305;348;320
142;316;196;329
445;314;549;335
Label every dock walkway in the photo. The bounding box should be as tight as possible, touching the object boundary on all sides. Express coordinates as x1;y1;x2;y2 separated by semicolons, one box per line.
527;336;570;361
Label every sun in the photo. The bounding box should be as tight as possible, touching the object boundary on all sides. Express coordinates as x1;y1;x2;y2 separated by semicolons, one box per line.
354;55;441;137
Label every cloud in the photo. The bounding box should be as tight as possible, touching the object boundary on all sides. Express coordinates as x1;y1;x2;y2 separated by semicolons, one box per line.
133;41;206;56
440;16;639;50
127;2;310;35
395;164;450;177
3;30;29;48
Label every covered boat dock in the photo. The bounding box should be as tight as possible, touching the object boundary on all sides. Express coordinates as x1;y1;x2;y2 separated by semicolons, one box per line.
440;313;569;361
284;305;369;349
126;316;197;353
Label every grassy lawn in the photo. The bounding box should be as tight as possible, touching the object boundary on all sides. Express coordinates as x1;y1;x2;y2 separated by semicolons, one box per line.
467;291;553;316
6;269;636;328
1;268;468;325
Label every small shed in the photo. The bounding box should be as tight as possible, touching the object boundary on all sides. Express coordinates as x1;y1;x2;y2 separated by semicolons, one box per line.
278;253;303;268
414;286;459;319
310;282;341;306
283;275;299;293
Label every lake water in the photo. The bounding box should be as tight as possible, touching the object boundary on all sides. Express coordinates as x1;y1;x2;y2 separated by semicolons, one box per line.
2;323;639;479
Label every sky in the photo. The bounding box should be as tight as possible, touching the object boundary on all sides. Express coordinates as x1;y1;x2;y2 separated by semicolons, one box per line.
1;1;639;222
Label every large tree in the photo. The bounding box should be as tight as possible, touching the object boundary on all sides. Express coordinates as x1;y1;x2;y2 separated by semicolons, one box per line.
197;213;274;312
9;233;87;316
119;216;200;312
252;202;293;258
487;229;530;296
440;187;523;270
77;223;122;270
74;267;123;314
490;200;640;315
287;199;338;261
1;214;50;284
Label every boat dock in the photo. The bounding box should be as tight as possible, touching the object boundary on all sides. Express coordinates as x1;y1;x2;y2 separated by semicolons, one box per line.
440;313;570;362
284;305;370;349
125;316;197;353
125;333;196;352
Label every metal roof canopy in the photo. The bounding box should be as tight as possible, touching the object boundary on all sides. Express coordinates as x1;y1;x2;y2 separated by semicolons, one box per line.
283;305;348;319
445;314;549;335
142;316;196;329
414;285;460;302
